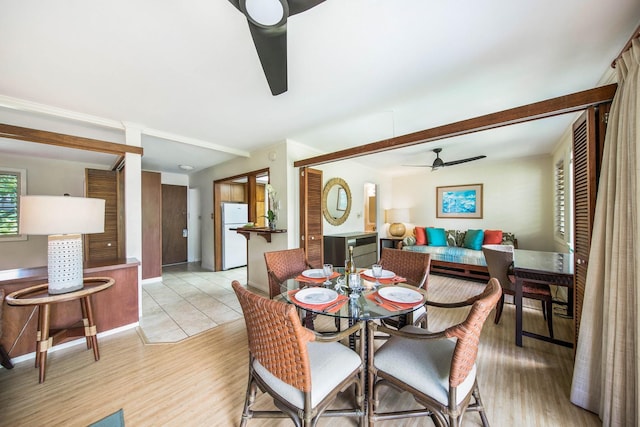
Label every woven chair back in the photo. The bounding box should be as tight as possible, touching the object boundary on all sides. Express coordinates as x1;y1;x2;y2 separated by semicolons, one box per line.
444;278;502;388
232;281;315;392
379;248;431;288
482;245;514;289
264;248;310;298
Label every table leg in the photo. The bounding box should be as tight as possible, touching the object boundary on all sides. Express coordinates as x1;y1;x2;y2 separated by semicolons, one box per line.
82;296;100;361
37;304;51;383
35;306;42;369
515;278;523;347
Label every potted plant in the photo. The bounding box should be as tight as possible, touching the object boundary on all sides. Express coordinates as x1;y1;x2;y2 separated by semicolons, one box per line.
262;210;277;230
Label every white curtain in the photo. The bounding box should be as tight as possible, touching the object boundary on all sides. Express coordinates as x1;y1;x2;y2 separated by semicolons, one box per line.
570;39;640;427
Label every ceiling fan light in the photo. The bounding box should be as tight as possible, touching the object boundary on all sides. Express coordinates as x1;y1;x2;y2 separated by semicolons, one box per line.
243;0;287;27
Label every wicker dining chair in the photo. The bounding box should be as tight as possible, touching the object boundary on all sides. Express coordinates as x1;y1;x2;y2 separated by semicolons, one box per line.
378;248;431;328
482;244;554;338
232;281;365;427
264;248;312;299
367;278;502;427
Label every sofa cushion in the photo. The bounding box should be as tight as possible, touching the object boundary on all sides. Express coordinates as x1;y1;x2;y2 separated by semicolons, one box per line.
463;229;485;250
483;229;503;245
427;227;447;246
414;227;427;245
502;232;516;247
403;235;417;246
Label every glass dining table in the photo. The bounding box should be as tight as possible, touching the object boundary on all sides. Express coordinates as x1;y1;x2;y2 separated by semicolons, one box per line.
279;269;428;348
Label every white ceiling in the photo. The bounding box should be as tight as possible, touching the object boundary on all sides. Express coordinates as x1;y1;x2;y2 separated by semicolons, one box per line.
0;1;639;175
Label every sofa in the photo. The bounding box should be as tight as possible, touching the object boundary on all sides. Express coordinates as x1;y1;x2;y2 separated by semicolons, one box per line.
398;227;517;281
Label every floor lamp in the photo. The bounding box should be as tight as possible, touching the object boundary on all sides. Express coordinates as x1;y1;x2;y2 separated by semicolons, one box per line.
19;195;105;294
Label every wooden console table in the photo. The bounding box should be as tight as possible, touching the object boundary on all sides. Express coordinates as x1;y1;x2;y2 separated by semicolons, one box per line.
6;277;115;383
0;258;139;363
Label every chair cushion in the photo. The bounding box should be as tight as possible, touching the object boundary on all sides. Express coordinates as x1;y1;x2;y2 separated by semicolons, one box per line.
426;227;447;246
374;325;476;406
253;340;361;409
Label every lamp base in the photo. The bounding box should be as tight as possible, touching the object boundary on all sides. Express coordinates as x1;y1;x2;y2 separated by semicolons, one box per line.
388;223;406;238
47;234;84;294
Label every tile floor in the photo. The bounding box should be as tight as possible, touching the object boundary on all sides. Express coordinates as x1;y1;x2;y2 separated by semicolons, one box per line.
139;263;248;343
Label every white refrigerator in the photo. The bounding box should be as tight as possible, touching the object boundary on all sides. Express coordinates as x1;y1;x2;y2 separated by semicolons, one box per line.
222;203;248;270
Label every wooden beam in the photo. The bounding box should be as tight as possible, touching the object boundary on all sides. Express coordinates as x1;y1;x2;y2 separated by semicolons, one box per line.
0;123;144;156
293;83;618;168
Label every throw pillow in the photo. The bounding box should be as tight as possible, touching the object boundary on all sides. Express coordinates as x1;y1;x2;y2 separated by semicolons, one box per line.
414;227;427;245
403;235;417;246
426;227;447;246
463;229;485;250
445;230;457;246
483;229;503;245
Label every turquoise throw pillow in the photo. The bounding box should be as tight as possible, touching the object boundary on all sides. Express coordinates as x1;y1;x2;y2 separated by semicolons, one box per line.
463;229;485;250
426;227;447;246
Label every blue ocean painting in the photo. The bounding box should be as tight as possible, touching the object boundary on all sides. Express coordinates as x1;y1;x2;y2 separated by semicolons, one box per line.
442;189;477;214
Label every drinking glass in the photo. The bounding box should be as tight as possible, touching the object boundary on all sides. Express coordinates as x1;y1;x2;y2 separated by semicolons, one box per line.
349;273;361;296
322;263;334;285
372;264;383;288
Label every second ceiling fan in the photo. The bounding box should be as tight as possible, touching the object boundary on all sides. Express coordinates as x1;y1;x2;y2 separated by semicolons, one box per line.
228;0;326;96
405;148;487;170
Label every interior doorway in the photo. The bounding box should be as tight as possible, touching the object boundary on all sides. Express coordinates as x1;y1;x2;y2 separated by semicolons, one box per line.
213;168;270;271
364;182;377;232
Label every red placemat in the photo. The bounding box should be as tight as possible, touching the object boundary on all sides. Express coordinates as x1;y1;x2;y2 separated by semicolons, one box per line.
288;289;348;313
296;271;341;284
360;273;407;285
366;290;420;311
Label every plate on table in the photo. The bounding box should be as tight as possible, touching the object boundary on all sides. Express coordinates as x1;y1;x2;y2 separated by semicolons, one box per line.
362;269;396;279
301;269;326;279
378;286;422;304
296;288;338;305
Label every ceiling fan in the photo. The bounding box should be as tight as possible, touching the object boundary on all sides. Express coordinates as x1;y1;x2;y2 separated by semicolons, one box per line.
404;148;487;170
228;0;326;96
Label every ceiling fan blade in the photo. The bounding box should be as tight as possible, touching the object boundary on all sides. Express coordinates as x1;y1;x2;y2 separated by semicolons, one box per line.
289;0;326;15
247;21;288;96
227;0;241;11
443;155;487;167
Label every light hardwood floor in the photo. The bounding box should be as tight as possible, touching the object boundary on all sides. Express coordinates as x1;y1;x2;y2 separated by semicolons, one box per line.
0;273;599;426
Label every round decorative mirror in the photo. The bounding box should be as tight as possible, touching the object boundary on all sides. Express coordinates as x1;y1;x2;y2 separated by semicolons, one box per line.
322;178;352;226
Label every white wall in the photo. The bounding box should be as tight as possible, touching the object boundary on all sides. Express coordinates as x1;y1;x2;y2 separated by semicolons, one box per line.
0;153;110;269
391;155;555;251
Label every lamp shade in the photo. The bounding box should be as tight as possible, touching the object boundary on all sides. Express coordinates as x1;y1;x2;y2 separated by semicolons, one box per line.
385;208;410;224
19;195;105;295
20;195;105;235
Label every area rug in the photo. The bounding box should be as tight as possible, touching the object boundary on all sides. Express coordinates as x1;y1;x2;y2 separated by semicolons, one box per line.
88;409;124;427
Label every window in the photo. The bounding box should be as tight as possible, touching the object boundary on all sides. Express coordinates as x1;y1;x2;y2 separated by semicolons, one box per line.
554;160;565;237
0;168;27;241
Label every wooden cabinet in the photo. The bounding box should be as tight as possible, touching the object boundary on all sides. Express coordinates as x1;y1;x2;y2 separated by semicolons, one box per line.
142;171;162;279
324;232;378;268
85;168;124;262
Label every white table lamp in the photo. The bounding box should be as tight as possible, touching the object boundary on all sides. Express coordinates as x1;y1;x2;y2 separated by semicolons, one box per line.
19;195;105;294
386;208;410;238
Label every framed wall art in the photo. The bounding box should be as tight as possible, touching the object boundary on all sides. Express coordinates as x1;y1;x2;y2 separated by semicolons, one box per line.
436;184;483;219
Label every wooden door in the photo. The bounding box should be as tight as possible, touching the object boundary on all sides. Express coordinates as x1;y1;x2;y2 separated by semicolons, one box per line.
162;184;187;265
142;171;162;279
300;167;323;268
85;168;122;261
572;103;610;348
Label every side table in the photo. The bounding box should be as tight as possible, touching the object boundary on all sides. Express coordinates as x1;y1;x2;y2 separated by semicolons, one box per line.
6;277;115;383
379;237;404;254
